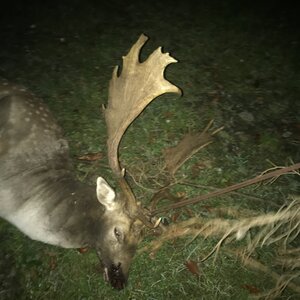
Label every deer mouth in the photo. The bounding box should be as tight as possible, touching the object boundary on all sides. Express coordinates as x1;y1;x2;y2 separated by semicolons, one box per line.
103;263;126;290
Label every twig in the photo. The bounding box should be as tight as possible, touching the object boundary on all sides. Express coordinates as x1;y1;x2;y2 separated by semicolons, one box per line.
178;181;281;208
151;163;300;216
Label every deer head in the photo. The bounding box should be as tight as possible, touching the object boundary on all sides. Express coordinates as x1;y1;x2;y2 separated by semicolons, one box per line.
94;177;142;289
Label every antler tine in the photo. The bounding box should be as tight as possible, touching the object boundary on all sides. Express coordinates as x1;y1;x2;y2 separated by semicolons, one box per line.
104;34;181;219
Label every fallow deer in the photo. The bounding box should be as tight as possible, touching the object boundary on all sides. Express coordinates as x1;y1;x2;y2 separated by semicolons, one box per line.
0;34;181;289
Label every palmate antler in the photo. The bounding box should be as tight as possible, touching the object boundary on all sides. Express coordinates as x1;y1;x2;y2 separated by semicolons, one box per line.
104;34;181;220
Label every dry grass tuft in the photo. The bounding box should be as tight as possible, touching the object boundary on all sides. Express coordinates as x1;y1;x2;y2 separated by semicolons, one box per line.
140;196;300;298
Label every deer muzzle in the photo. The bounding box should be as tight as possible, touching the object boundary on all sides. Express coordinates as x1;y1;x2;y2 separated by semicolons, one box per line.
103;262;127;290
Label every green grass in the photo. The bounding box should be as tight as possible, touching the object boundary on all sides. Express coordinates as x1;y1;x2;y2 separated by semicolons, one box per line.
0;0;299;299
0;220;282;300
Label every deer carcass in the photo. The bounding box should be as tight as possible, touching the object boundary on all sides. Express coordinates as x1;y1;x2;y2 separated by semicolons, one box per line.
0;34;181;289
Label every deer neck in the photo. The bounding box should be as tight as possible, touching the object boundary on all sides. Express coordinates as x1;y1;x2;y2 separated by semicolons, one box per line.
1;167;104;248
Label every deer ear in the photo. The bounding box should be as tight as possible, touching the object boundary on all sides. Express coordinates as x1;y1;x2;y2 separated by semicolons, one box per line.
96;177;117;211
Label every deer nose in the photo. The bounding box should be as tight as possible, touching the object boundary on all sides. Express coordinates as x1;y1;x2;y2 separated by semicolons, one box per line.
108;262;127;290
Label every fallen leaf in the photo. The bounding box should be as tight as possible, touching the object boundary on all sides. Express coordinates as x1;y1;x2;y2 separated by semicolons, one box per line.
49;256;57;270
77;152;103;161
171;212;181;222
78;247;89;254
44;250;58;270
164;132;213;176
241;284;261;294
185;260;201;278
